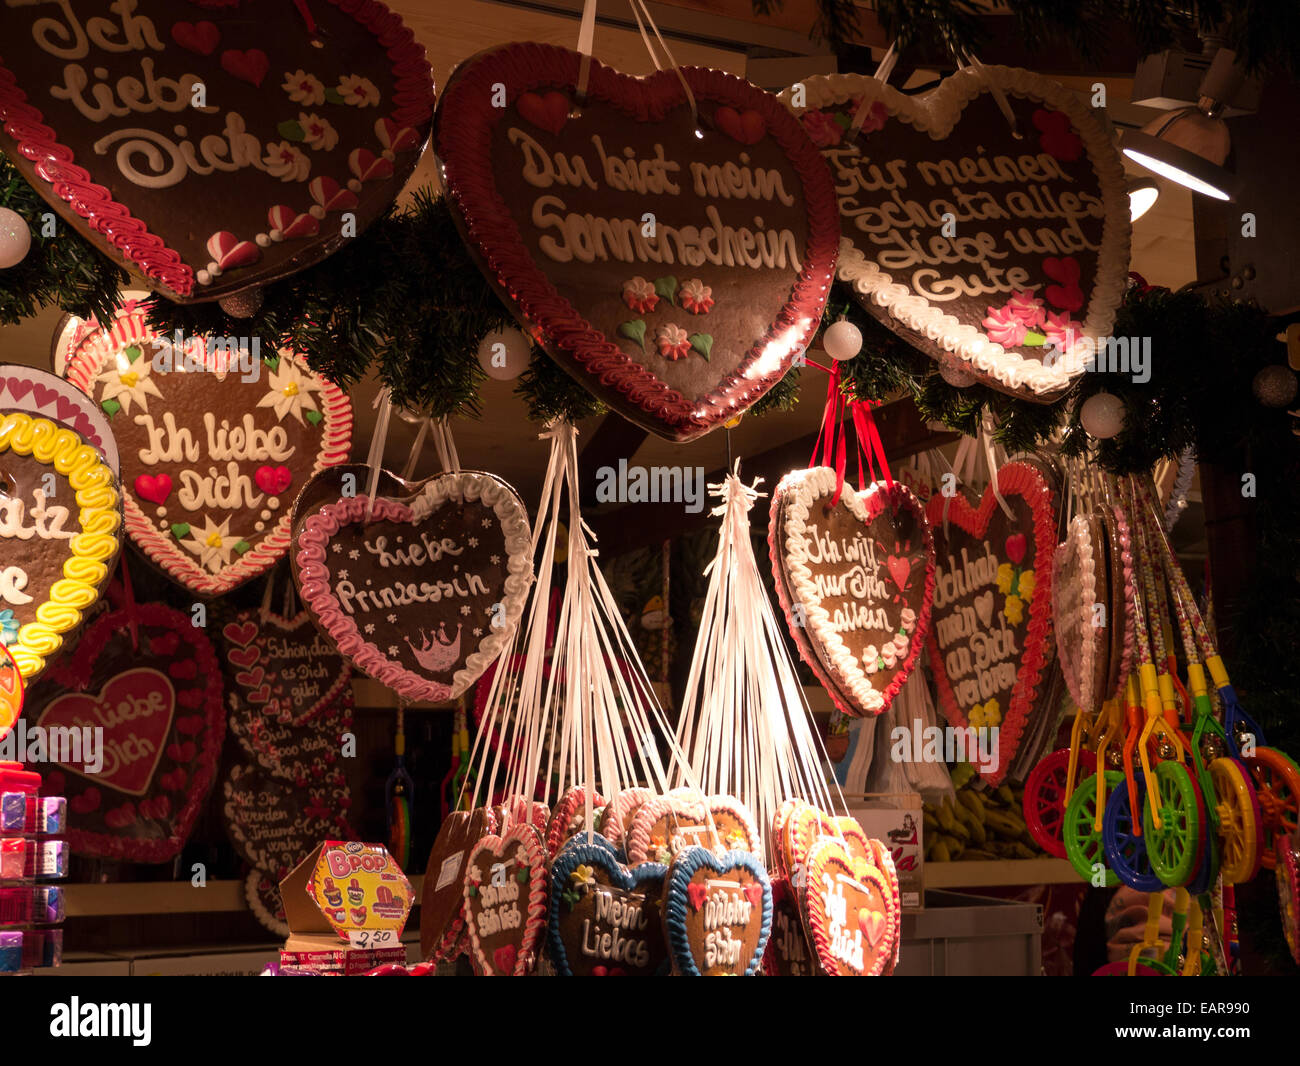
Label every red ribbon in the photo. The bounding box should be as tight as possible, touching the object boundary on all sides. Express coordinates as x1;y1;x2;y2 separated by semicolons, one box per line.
810;363;893;504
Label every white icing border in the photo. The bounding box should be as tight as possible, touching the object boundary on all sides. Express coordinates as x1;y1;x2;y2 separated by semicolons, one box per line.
245;869;291;939
781;68;1131;397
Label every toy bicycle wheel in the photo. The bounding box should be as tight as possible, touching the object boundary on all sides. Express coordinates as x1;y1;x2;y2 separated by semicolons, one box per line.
1142;762;1203;887
1276;837;1300;965
1209;757;1263;884
1103;781;1164;891
1241;747;1300;870
1188;819;1219;896
1064;771;1122;886
1024;748;1098;859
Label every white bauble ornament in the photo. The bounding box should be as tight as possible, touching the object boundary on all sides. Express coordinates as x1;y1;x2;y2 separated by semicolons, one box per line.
1080;391;1126;439
939;357;976;387
0;207;32;268
1252;364;1298;408
822;319;862;362
477;327;532;381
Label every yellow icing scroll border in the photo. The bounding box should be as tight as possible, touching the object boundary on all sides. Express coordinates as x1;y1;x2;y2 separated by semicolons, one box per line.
0;412;121;680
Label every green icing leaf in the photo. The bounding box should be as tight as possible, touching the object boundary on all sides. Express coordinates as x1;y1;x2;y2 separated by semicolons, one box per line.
324;87;345;105
304;409;323;426
277;120;306;142
689;333;714;360
1022;330;1047;347
170;523;191;540
123;344;142;364
262;354;280;372
618;319;646;351
653;276;678;304
234;540;252;555
101;398;121;417
832;112;852;129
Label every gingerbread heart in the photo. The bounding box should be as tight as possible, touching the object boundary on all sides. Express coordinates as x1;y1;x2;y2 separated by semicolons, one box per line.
222;760;349;877
548;834;669;976
419;807;495;962
221;608;352;725
0;0;433;302
803;837;898;976
763;877;814;976
294;470;532;703
626;792;710;865
61;302;352;596
598;786;655;851
926;461;1057;784
0;365;118;472
771;470;934;717
664;846;771;976
245;870;290;939
781;70;1130;400
0;412;121;680
462;823;548;976
27;603;224;861
545;786;607;858
434;42;839;442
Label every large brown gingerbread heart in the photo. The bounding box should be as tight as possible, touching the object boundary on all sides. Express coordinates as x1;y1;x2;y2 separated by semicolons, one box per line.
294;470;533;704
770;469;934;717
925;460;1057;784
781;71;1130;401
222;760;349;879
462;823;548;977
27;602;225;862
434;42;839;441
62;301;352;596
0;0;433;302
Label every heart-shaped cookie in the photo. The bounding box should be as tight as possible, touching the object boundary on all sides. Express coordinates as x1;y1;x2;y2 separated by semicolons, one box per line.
245;870;290;939
1051;511;1110;715
781;70;1130;400
463;823;548;976
926;461;1057;784
0;0;433;301
545;786;607;858
222;760;349;878
771;470;935;717
763;877;814;975
598;786;655;851
294;470;532;703
548;834;669;976
627;792;710;865
61;302;352;596
27;602;224;861
419;806;495;962
803;837;898;975
0;412;121;680
221;607;352;725
434;42;839;441
0;365;118;472
664;846;771;975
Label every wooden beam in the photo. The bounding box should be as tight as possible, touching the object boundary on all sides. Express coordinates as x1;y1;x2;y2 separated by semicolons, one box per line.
587;395;958;555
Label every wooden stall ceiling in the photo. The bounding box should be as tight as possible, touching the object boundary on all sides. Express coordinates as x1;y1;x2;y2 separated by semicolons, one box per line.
0;0;1197;505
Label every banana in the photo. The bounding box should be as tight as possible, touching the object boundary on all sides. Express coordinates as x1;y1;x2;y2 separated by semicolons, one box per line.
923;808;939;833
1007;842;1036;859
956;790;986;821
953;802;987;846
996;784;1016;807
936;798;959;833
984;809;1028;838
932;840;952;862
961;848;997;861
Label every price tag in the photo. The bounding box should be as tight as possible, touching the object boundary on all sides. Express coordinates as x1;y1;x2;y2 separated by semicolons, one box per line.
347;927;397;949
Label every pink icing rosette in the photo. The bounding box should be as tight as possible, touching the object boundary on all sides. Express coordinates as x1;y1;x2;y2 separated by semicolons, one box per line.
1005;289;1046;327
982;305;1028;347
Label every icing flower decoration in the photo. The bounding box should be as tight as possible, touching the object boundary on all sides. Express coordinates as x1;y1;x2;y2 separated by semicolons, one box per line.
981;305;1027;347
1041;310;1082;353
569;864;596;891
298;112;339;152
997;563;1034;625
880;643;898;669
283;69;325;106
726;829;748;850
900;607;916;629
853;99;889;134
968;699;1002;730
1032;109;1083;162
0;610;17;644
891;632;909;654
257;358;321;424
97;350;164;415
622;276;659;314
679;278;715;315
656;323;692;361
800;109;843;147
863;644;879;673
338;75;381;108
1005;289;1046;327
183;515;241;572
1003;595;1025;625
263;141;311;183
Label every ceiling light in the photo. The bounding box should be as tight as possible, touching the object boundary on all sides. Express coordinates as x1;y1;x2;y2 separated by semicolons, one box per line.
1127;177;1160;221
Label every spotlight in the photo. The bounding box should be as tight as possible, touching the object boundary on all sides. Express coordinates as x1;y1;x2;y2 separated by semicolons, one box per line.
1127;177;1160;221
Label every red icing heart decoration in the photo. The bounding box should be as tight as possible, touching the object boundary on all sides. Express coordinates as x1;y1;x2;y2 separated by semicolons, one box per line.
171;21;220;57
686;881;709;912
434;42;838;442
925;461;1057;784
27;603;225;861
349;148;394;183
0;1;433;302
227;646;259;669
267;206;320;240
783;70;1130;401
223;622;258;648
62;301;353;596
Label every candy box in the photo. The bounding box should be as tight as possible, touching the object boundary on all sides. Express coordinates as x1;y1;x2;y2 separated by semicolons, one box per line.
279;841;413;955
847;795;924;910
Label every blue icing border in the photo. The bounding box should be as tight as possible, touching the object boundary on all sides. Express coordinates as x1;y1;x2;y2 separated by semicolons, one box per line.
548;832;668;976
665;846;772;976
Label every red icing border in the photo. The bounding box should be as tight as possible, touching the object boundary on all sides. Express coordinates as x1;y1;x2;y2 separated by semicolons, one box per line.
434;42;840;441
924;461;1056;786
0;0;433;299
40;603;225;863
462;822;548;976
802;838;898;976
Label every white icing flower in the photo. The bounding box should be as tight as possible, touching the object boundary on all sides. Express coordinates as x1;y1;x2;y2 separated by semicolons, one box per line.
263;141;311;183
338;75;380;108
892;632;908;653
863;644;879;672
97;347;164;415
900;606;916;628
183;515;240;573
298;112;338;152
256;357;320;423
283;70;325;106
880;643;898;668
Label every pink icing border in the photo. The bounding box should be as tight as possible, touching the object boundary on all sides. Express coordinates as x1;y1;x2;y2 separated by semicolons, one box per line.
462;823;548;976
295;495;453;703
63;306;353;597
